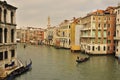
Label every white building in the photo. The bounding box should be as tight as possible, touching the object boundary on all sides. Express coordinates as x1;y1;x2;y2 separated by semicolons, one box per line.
115;3;120;57
56;20;71;49
0;1;17;78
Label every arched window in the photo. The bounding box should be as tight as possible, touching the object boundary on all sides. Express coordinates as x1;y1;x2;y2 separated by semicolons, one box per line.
0;8;2;22
4;9;7;23
4;28;7;43
0;28;2;43
11;29;14;42
11;12;14;24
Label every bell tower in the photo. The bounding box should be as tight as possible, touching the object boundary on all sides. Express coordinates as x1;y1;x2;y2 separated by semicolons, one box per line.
47;16;51;28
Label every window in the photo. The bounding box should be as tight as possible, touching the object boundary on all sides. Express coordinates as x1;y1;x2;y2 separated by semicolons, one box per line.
103;39;106;44
98;46;100;51
4;9;7;23
108;31;110;36
11;12;14;24
104;24;106;28
98;31;101;37
108;40;111;44
114;46;115;51
63;32;65;37
117;19;119;22
69;39;71;45
11;50;15;57
92;31;95;37
117;49;118;52
117;30;119;36
4;28;7;43
69;25;71;28
108;46;110;51
104;31;106;37
103;46;106;51
98;39;101;44
5;51;8;59
92;46;95;51
0;28;2;43
0;52;3;60
98;24;100;28
11;29;14;42
108;24;110;28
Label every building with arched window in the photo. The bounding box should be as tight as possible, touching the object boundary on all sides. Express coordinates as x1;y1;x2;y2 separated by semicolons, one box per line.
0;1;17;78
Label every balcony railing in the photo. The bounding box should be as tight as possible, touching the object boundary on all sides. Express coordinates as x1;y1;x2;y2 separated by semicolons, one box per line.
114;37;120;40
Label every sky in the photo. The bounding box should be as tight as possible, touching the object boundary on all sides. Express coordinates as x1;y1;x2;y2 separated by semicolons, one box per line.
5;0;120;28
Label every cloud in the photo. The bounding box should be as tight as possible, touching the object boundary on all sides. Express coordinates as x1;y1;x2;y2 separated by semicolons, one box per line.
7;0;119;28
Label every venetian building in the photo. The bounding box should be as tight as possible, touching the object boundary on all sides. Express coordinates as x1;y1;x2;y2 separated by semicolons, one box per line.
46;27;55;46
55;20;71;49
70;17;83;52
115;3;120;57
80;6;116;54
0;1;17;77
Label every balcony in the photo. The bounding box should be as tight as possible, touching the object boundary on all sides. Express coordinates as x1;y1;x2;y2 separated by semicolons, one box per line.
114;37;120;40
81;35;94;38
81;28;90;31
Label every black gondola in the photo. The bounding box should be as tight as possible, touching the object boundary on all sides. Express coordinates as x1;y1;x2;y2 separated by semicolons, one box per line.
76;56;89;63
6;59;32;80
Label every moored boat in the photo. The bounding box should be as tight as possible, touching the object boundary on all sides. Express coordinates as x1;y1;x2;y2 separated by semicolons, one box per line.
4;59;32;80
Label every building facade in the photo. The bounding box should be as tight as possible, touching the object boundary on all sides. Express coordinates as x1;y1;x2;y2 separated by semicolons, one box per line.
16;27;44;44
115;3;120;57
0;1;17;77
45;27;55;45
70;18;83;51
80;7;116;54
55;20;71;49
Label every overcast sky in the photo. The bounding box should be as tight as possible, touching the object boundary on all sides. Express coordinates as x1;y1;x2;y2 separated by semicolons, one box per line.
6;0;119;28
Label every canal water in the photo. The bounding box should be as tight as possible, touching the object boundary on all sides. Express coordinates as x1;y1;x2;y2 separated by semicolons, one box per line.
15;44;120;80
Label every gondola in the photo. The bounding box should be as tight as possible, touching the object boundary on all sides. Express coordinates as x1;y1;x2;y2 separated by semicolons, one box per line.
76;56;89;63
6;59;32;80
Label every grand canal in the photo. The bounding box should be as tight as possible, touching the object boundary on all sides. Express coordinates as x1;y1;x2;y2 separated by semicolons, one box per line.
15;44;120;80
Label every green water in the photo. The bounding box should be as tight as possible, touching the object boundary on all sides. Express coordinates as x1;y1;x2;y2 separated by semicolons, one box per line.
15;44;120;80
